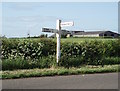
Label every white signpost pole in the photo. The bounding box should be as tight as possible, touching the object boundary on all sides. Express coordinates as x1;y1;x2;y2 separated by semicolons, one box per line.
56;19;61;63
42;20;74;64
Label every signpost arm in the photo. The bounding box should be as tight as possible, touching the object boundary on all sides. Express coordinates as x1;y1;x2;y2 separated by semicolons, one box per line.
56;19;61;63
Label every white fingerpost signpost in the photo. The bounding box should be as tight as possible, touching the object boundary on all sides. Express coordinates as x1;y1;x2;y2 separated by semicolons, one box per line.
56;20;61;63
42;19;74;64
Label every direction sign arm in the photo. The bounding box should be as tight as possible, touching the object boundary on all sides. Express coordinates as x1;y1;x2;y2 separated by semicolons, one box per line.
42;28;58;33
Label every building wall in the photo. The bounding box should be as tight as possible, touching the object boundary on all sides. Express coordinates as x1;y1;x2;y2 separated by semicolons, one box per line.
73;34;99;37
73;31;120;38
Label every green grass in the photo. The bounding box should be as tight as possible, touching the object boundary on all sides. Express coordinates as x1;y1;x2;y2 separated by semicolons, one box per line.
61;37;118;43
50;37;118;43
9;37;117;43
1;65;119;79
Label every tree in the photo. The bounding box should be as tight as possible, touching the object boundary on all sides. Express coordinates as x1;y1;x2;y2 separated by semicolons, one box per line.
39;34;47;38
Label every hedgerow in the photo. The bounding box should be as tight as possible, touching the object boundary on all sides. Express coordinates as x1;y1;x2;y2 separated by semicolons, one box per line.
1;38;56;59
1;38;120;70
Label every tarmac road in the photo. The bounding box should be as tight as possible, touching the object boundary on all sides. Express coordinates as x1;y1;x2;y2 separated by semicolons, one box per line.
2;73;119;89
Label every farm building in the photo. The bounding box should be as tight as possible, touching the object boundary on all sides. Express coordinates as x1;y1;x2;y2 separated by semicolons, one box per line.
73;31;120;38
49;30;120;38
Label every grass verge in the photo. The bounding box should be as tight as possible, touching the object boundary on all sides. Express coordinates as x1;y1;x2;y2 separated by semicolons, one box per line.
1;65;120;79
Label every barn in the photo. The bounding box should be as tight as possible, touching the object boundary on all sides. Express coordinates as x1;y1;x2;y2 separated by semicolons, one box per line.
49;30;120;38
73;31;120;38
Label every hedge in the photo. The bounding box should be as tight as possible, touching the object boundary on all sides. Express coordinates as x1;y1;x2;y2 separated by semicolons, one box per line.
1;38;56;59
1;55;56;70
2;38;120;59
1;38;120;70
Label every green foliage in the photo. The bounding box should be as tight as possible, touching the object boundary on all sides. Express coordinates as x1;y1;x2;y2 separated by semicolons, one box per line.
61;42;82;56
100;39;120;57
81;40;103;65
39;34;47;38
59;40;120;67
2;56;56;70
2;38;56;59
59;56;84;68
2;57;29;70
1;38;120;70
103;57;120;65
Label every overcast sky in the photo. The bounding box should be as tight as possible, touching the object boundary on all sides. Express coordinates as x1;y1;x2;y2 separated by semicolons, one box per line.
2;2;118;38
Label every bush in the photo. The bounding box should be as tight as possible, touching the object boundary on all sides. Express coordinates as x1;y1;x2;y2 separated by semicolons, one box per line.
100;40;120;57
2;38;119;60
1;38;56;59
2;57;30;70
1;38;120;70
80;40;103;65
2;56;56;70
59;56;84;68
38;55;56;68
60;40;120;67
103;57;120;65
61;42;82;57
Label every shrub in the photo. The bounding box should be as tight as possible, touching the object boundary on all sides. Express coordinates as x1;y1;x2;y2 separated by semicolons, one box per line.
2;38;119;60
2;57;30;70
1;38;56;59
80;40;103;65
103;57;120;65
1;38;120;70
2;56;56;70
61;42;82;57
100;40;120;57
61;41;104;66
38;55;56;68
59;56;84;68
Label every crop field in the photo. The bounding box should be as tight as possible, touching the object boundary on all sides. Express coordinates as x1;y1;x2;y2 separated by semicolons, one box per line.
5;37;118;43
60;37;118;43
19;37;118;43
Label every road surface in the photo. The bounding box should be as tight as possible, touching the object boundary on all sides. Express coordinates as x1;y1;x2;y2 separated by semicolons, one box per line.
2;73;118;89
